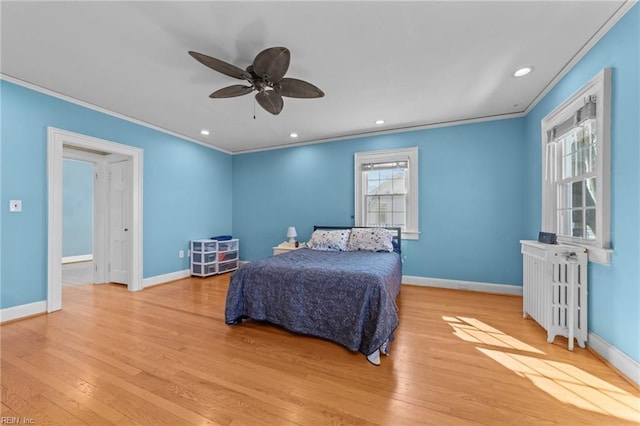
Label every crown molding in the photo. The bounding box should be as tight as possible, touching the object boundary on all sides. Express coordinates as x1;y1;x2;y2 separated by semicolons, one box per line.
1;74;232;155
524;0;637;115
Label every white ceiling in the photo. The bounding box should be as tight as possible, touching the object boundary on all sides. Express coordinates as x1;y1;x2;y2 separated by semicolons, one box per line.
0;1;630;153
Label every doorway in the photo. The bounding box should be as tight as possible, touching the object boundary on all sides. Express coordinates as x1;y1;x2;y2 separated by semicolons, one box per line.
62;149;134;288
62;155;94;287
48;128;143;312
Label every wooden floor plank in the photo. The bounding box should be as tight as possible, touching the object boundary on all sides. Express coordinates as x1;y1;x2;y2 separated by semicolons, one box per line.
2;277;638;425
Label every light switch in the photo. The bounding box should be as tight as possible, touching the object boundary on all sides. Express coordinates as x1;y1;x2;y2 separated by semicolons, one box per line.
10;200;22;212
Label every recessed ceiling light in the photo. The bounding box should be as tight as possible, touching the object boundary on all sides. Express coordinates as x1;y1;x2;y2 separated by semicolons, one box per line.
375;119;385;125
513;66;534;77
289;133;298;138
200;129;210;136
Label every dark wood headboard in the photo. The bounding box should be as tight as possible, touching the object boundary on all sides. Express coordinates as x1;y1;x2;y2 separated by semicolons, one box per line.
313;226;401;253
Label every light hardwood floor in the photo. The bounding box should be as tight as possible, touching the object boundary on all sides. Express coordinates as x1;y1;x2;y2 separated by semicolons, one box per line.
62;261;94;287
1;275;638;425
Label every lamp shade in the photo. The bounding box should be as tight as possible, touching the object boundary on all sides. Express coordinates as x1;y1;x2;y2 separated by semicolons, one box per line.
286;227;297;239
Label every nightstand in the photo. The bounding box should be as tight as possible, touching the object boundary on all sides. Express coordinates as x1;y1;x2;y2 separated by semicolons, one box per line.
273;245;302;255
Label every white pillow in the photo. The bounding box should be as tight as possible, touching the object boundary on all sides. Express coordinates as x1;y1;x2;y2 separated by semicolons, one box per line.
307;229;351;251
347;228;394;252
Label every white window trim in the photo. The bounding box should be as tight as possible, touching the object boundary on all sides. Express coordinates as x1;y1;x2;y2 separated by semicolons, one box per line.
541;68;612;264
354;147;419;240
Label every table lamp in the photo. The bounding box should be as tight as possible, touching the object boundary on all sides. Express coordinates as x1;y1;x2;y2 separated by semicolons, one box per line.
286;226;297;243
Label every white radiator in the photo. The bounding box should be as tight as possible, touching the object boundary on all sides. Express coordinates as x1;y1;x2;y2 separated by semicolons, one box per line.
521;241;588;350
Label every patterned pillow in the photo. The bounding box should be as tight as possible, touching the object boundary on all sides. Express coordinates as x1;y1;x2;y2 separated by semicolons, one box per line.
347;228;394;252
307;229;351;251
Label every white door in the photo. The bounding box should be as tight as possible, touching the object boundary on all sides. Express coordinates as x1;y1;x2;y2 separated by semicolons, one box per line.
107;157;132;285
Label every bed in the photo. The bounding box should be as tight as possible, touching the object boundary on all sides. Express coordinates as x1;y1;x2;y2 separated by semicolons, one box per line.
224;226;402;365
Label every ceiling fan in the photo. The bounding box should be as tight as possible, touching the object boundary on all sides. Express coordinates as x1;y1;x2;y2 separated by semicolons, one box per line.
188;47;324;115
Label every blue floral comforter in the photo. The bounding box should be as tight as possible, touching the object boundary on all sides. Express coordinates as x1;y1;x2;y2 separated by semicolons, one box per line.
225;248;402;356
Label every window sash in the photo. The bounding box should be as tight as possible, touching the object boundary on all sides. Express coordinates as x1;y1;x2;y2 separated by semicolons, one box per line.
550;120;598;242
364;163;408;228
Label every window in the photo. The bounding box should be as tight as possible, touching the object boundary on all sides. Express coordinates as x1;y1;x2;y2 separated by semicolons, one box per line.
355;147;419;239
541;68;611;264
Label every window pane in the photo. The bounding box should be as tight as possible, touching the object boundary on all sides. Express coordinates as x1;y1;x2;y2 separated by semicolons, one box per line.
367;170;380;180
559;183;573;209
572;210;584;238
563;153;574;179
583;123;596;174
557;184;566;210
367;180;380;195
586;208;596;240
379;195;393;212
392;176;406;194
367;213;379;226
563;134;576;155
379;169;393;180
588;120;598;173
558;210;571;237
380;177;393;194
367;196;379;212
572;181;583;208
586;177;596;207
392;195;405;212
576;148;587;176
392;212;405;227
588;142;598;173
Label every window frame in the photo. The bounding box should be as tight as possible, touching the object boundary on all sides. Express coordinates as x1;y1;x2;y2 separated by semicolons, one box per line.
354;147;419;240
541;68;612;264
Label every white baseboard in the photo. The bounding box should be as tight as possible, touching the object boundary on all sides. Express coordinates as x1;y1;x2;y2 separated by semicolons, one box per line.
142;269;191;288
402;275;523;296
62;254;93;264
0;301;47;323
588;332;640;386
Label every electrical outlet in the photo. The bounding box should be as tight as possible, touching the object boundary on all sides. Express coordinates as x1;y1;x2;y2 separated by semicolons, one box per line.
187;249;190;257
179;250;184;258
9;200;22;212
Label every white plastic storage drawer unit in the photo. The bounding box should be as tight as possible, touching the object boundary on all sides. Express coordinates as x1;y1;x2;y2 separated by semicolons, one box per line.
190;238;240;277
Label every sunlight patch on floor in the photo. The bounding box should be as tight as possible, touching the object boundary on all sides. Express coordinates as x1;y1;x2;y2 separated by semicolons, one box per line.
442;315;640;422
442;316;543;354
478;347;640;422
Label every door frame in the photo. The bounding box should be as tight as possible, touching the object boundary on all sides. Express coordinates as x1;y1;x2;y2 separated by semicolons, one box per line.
48;127;143;312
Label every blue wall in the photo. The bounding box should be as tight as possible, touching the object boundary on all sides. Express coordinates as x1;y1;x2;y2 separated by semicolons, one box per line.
63;159;93;257
233;118;526;286
524;5;639;362
1;80;233;309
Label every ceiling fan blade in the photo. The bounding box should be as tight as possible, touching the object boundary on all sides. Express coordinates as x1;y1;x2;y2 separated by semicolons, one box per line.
253;47;290;83
188;51;251;80
255;90;284;115
209;85;254;98
275;78;324;98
